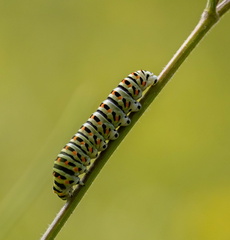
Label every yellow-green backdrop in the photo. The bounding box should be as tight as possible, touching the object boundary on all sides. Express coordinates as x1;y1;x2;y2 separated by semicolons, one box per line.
0;1;230;239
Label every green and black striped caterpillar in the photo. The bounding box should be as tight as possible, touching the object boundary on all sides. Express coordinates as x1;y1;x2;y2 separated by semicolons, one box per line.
53;70;158;200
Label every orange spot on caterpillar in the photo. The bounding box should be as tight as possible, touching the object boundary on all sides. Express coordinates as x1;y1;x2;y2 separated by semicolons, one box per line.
73;167;79;172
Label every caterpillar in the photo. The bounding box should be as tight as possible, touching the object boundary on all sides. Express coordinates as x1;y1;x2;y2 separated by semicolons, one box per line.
53;70;158;200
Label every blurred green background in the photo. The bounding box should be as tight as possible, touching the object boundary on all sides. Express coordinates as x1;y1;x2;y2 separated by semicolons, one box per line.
0;0;230;239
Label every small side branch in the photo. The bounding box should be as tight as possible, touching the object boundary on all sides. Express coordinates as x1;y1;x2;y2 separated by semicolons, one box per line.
205;0;220;13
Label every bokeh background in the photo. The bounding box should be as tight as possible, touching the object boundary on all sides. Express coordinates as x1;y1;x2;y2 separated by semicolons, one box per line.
0;0;229;239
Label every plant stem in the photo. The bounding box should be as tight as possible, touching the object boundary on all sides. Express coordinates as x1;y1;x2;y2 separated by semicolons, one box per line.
217;0;230;16
41;1;230;239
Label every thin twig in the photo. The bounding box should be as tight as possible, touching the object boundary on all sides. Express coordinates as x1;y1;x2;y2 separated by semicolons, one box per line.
206;0;219;13
41;1;230;239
